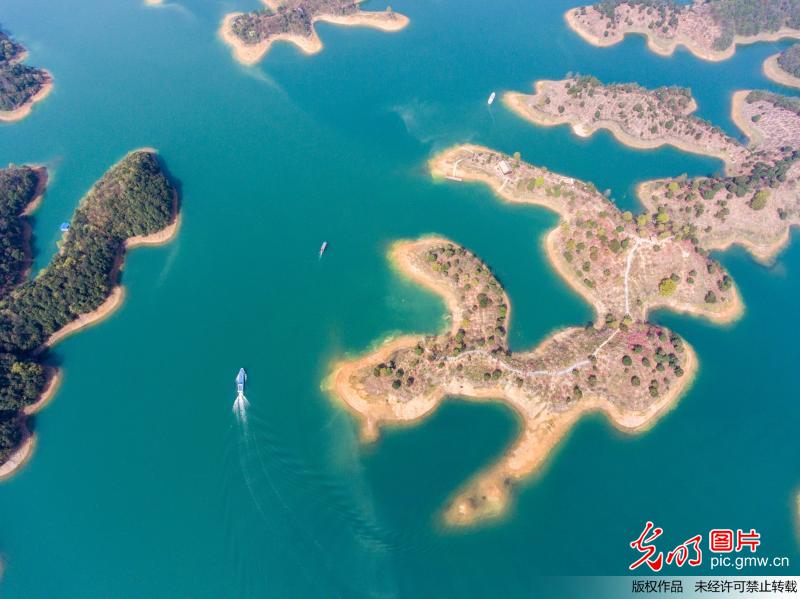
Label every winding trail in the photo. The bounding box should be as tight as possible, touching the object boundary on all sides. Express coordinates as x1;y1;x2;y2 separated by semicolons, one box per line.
443;328;619;381
623;235;670;314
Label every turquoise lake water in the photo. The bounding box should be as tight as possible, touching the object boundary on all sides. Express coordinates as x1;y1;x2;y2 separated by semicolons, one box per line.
1;0;798;596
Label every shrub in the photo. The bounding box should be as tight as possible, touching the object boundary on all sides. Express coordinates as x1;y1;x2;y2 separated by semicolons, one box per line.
750;189;769;210
659;278;677;296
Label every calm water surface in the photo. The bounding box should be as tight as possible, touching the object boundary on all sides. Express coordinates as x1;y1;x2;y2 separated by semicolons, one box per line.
0;0;798;596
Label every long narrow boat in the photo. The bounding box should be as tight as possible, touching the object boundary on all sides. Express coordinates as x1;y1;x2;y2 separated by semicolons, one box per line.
319;241;328;258
236;368;246;394
487;92;496;105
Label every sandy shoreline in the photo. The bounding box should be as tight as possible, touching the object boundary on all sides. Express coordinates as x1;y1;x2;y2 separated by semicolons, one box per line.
0;75;53;123
656;288;744;325
429;144;567;217
21;166;49;217
730;90;761;146
326;237;472;441
713;229;793;266
219;14;323;65
219;10;408;65
564;9;800;62
0;432;36;481
444;341;698;526
326;335;443;442
0;368;61;481
762;54;800;89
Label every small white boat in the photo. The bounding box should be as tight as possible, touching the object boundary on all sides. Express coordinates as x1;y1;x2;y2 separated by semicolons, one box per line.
319;241;328;258
236;368;246;395
487;92;496;106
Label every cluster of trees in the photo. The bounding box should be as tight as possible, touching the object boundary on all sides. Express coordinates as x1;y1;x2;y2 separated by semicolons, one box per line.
0;166;41;294
232;0;362;42
712;0;800;50
0;28;49;113
777;43;800;77
689;152;798;204
0;151;175;463
0;30;24;63
592;0;678;23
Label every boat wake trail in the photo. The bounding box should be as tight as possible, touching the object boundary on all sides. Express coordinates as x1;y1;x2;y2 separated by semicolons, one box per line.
233;392;249;425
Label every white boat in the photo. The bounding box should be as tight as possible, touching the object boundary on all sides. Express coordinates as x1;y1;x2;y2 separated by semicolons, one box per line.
236;368;246;394
487;92;496;105
319;241;328;258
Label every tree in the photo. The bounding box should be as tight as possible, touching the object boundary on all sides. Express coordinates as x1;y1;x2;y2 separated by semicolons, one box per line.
750;189;769;210
659;278;677;296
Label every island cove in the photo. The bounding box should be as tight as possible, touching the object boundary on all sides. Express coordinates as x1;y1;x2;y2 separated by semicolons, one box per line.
0;28;52;123
326;139;748;526
505;76;800;263
220;0;409;65
565;0;800;62
0;149;180;480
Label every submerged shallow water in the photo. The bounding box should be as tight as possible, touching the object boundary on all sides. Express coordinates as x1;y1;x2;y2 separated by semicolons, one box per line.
0;0;798;596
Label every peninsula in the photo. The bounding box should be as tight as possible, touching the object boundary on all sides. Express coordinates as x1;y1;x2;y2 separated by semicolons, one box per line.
507;77;800;263
328;144;742;526
0;149;180;479
220;0;409;65
0;28;52;122
566;0;800;62
763;44;800;89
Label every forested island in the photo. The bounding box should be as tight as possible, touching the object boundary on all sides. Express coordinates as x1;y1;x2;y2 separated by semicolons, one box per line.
220;0;409;65
0;149;179;478
507;77;800;262
327;142;745;525
506;76;746;165
0;28;52;122
763;43;800;89
566;0;800;61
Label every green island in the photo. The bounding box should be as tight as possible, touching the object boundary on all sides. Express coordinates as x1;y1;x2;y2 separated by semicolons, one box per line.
764;43;800;89
220;0;409;65
327;141;747;526
0;27;52;123
506;77;800;262
0;149;180;479
566;0;800;61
